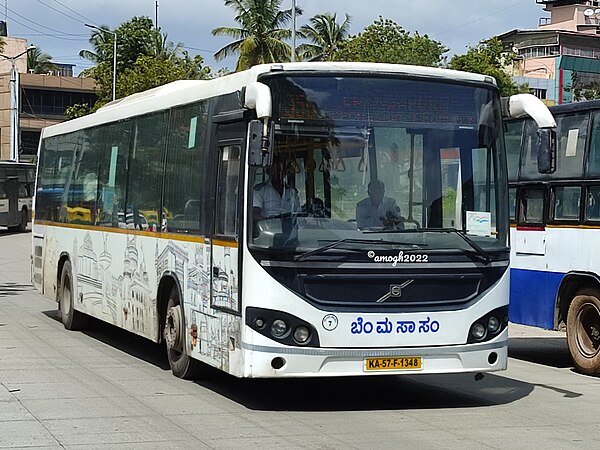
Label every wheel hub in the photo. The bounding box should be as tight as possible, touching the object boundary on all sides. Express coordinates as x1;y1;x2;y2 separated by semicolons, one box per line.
164;305;183;351
576;303;600;358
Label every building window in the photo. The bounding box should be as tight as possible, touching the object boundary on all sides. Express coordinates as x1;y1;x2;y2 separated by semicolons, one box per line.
531;88;547;100
21;88;97;117
20;130;41;159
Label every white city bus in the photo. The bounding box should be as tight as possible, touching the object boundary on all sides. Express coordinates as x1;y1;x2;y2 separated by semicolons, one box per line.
32;62;555;379
505;99;600;376
0;161;34;231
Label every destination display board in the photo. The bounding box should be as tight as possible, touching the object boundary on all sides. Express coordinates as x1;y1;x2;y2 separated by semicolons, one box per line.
266;76;489;125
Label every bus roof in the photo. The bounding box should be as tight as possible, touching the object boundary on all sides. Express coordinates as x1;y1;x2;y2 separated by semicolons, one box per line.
42;62;496;138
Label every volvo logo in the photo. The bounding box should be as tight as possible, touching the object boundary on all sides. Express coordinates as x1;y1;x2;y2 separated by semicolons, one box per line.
376;279;414;303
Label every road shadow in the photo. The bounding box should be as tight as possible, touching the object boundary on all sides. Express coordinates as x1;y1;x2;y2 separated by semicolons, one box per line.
0;227;31;237
42;309;171;371
508;336;573;369
40;311;542;412
192;369;535;411
0;282;34;297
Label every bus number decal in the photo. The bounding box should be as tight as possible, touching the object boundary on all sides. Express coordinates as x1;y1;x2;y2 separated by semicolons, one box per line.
351;316;440;335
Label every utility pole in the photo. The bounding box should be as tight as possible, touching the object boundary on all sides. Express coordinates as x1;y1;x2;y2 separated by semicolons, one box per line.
291;0;296;62
0;45;36;162
155;1;159;29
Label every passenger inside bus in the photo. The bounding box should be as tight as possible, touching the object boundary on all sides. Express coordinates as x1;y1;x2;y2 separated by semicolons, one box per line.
356;179;404;230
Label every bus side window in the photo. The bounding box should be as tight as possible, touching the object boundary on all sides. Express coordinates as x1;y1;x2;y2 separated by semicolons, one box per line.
552;186;581;221
586;186;600;221
163;101;208;235
518;188;545;225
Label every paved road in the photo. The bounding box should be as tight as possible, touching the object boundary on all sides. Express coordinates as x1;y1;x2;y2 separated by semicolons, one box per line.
1;230;599;449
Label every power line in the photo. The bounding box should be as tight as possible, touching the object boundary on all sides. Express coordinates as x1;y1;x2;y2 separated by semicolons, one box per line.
6;5;88;36
8;14;88;41
433;0;531;39
33;0;96;26
50;0;97;25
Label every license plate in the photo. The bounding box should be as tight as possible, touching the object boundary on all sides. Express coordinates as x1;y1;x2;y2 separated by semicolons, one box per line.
364;357;422;371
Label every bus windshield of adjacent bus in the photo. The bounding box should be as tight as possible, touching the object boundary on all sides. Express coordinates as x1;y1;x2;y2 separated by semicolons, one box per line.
250;75;508;259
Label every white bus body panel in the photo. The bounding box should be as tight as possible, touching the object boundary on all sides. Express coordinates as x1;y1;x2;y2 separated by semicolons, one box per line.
240;247;509;377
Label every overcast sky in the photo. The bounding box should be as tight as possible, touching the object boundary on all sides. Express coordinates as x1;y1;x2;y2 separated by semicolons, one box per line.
7;0;545;73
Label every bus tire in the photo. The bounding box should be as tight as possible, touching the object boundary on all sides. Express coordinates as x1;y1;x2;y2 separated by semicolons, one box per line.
164;286;203;379
567;288;600;376
59;261;88;331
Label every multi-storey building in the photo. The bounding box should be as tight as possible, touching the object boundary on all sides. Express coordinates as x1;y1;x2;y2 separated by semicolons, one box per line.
0;34;96;161
499;0;600;104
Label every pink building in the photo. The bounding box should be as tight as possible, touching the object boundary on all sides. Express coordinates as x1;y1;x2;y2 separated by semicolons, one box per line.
499;0;600;104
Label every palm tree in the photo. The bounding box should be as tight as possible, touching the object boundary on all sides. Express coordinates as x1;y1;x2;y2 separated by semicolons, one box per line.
79;25;113;64
27;47;57;74
212;0;301;71
151;32;184;62
297;13;351;62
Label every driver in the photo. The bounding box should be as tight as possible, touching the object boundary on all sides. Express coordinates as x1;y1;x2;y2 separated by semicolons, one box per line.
356;179;403;230
253;155;300;222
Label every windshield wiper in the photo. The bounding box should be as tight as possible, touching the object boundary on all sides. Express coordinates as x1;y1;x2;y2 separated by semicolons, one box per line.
428;228;492;265
294;238;426;262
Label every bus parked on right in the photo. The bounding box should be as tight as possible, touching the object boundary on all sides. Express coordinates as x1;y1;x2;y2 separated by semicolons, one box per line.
505;100;600;376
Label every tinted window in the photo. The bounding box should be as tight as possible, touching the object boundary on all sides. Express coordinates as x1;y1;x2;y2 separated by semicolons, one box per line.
128;112;168;231
97;122;132;228
519;188;545;225
216;145;241;237
163;102;208;234
505;120;523;182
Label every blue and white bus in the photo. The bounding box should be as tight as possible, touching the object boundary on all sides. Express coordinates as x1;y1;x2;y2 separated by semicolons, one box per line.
506;99;600;376
32;62;554;379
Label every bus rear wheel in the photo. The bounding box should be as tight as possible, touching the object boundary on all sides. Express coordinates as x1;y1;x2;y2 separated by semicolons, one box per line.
59;261;88;330
164;286;203;379
567;288;600;376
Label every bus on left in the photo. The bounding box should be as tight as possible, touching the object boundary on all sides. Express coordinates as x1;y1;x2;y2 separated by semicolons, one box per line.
0;161;34;231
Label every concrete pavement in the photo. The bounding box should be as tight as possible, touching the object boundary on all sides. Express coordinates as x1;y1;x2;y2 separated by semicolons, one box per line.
2;229;600;449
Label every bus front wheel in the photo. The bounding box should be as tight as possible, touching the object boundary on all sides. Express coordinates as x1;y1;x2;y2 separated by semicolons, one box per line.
58;261;88;330
567;288;600;376
164;286;203;379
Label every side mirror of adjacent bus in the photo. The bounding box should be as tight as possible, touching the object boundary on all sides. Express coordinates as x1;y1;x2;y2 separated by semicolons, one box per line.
248;120;273;166
537;128;556;174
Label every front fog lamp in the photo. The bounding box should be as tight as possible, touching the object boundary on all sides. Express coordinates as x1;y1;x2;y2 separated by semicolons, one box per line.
488;316;501;333
293;326;311;344
271;319;288;338
471;322;487;341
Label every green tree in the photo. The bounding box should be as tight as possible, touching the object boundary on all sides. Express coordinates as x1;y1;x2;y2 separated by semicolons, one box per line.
297;13;351;61
80;16;213;108
449;37;526;97
27;47;57;74
212;0;300;71
334;17;447;66
79;25;113;65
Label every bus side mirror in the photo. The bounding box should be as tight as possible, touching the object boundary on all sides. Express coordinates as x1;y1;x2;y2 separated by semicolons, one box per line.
537;128;556;174
248;120;273;166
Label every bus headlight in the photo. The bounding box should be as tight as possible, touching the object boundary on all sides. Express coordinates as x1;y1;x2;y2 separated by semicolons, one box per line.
488;316;500;333
471;322;487;341
246;307;320;347
293;326;310;344
271;319;288;338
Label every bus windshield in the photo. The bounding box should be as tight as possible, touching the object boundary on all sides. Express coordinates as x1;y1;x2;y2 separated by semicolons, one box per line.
250;75;508;256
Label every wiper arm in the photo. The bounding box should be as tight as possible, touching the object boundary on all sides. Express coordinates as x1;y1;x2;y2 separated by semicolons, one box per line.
432;228;491;265
294;238;425;262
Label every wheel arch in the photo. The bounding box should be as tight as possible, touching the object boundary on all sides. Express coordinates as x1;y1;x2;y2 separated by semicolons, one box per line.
156;271;184;343
556;272;600;330
56;252;71;301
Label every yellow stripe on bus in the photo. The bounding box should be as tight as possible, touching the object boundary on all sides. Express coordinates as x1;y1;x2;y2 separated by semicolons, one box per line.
33;220;238;247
